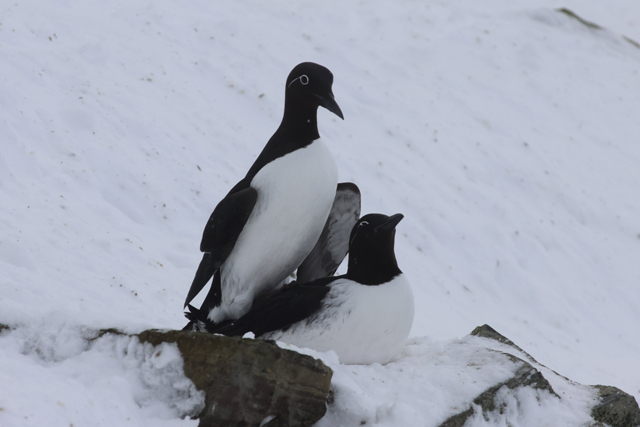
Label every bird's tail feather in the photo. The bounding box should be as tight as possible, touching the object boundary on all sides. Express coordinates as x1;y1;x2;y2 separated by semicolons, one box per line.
184;253;217;308
183;304;207;331
183;303;249;336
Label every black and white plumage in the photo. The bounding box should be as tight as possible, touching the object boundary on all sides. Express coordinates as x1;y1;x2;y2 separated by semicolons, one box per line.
197;213;415;365
184;62;343;326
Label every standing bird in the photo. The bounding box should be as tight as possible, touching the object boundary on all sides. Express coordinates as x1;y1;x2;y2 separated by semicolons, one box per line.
200;213;415;365
184;62;343;326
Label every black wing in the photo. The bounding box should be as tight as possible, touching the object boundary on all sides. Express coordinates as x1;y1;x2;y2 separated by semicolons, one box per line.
183;181;258;308
297;182;361;284
199;183;258;255
206;277;338;337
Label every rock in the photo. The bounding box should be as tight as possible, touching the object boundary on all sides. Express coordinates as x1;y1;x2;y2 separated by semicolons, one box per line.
137;329;333;427
472;323;577;384
1;323;331;426
470;324;528;354
591;385;640;427
458;325;640;427
438;348;558;427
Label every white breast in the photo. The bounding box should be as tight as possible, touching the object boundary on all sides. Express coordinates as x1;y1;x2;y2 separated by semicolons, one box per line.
263;275;415;365
209;139;338;322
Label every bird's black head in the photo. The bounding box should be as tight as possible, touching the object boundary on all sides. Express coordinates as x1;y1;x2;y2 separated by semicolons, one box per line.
347;213;403;285
247;62;342;177
284;62;343;120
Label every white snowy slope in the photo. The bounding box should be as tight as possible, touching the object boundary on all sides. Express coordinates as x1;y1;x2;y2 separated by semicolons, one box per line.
1;0;640;425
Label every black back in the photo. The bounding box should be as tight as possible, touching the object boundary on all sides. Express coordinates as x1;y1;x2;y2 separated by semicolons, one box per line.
206;278;336;337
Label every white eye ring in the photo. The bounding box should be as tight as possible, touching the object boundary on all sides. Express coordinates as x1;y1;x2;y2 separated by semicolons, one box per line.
288;74;310;88
350;221;369;246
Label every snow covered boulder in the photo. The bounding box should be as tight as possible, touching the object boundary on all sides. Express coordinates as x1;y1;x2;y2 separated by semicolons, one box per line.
438;355;558;427
136;329;333;427
312;324;640;427
591;385;640;427
437;325;640;427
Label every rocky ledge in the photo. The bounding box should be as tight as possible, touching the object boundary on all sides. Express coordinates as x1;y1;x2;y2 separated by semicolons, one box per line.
114;329;332;427
2;323;638;426
137;329;332;427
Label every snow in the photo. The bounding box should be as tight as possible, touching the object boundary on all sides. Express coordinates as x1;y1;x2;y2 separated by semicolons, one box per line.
0;320;203;426
1;0;640;425
282;335;598;427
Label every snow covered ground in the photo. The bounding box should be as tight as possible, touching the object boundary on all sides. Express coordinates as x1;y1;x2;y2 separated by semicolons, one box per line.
1;0;639;425
295;333;600;427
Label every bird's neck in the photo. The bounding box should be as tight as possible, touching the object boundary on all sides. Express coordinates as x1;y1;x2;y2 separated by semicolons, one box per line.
244;102;320;180
278;102;321;142
347;244;402;286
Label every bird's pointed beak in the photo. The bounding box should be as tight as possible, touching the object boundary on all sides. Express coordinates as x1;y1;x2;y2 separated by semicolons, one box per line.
375;214;404;232
315;92;344;120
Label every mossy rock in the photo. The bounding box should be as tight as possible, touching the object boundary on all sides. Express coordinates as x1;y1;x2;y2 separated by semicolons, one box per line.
137;329;333;427
591;385;640;427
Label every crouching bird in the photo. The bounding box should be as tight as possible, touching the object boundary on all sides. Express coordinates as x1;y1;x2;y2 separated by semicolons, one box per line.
184;62;344;327
193;213;415;365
